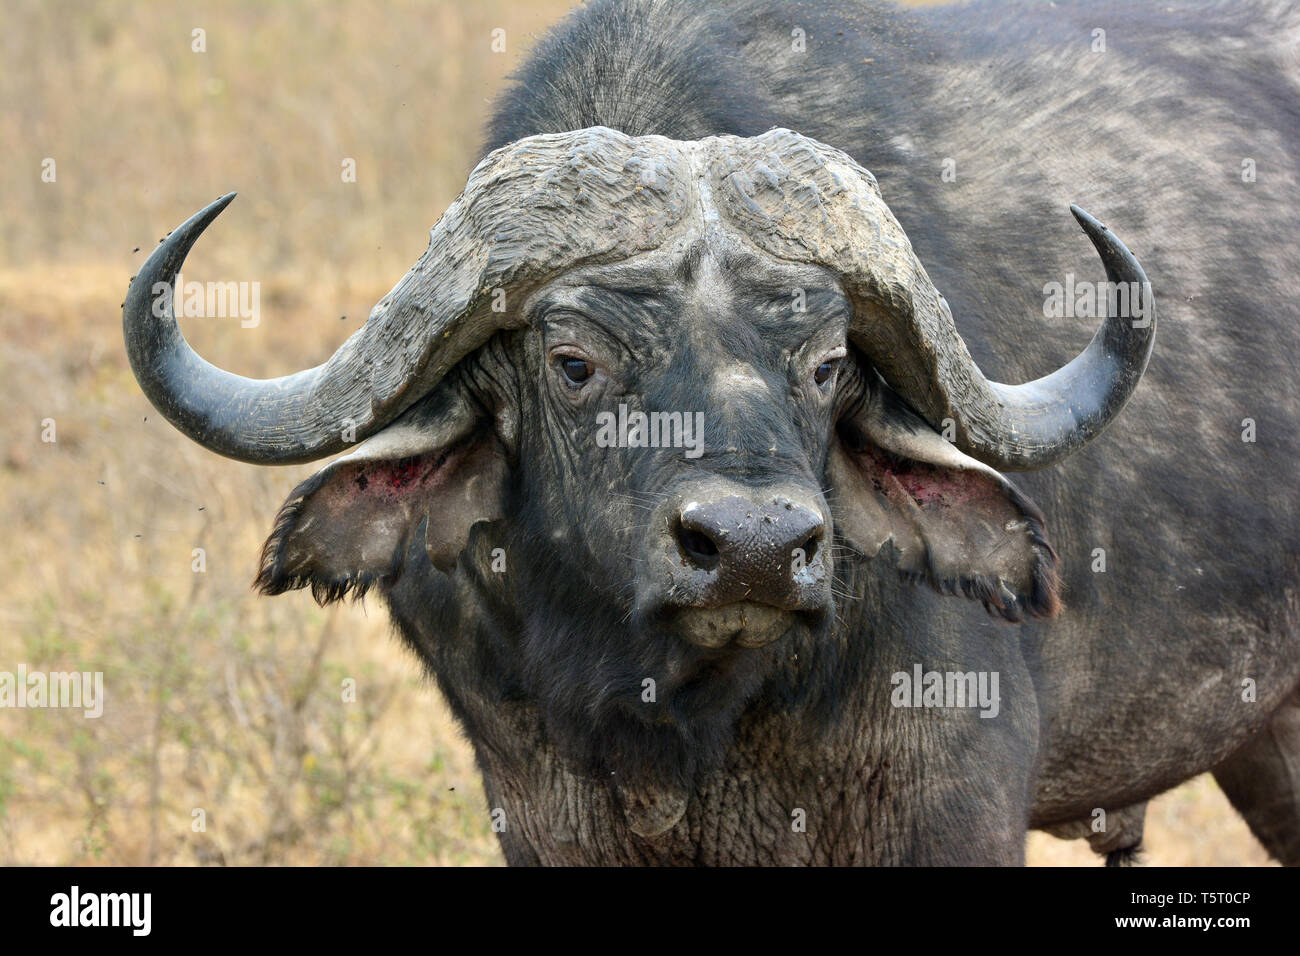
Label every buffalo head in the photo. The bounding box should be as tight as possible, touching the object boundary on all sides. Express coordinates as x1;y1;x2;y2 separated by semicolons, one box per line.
123;127;1155;830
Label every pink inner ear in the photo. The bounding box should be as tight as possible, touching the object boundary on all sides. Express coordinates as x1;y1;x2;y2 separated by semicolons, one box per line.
856;446;992;507
344;450;454;503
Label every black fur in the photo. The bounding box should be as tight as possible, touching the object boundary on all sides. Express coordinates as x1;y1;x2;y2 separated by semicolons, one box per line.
1105;844;1143;868
267;0;1300;863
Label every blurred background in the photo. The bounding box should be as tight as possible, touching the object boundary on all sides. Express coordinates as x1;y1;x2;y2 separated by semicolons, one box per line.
0;0;1273;865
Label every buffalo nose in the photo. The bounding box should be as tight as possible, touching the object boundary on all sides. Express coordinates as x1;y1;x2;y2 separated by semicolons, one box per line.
674;494;827;608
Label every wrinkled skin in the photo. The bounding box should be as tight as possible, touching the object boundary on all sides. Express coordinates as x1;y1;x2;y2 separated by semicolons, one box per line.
392;0;1300;863
132;0;1300;865
441;238;853;802
380;235;1046;863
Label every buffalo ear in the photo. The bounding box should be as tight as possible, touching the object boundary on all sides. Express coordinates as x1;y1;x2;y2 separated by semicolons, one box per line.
255;389;508;604
827;372;1060;622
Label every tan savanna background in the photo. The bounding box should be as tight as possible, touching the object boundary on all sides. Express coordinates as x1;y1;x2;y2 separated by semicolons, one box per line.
0;0;1273;866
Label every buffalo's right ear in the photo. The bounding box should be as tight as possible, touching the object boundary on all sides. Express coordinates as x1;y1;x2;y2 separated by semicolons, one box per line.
827;367;1060;622
255;386;509;604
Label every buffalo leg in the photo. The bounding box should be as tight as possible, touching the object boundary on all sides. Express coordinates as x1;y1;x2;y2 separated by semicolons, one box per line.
1213;694;1300;865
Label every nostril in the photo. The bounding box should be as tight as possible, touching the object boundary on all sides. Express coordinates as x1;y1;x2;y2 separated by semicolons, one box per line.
678;526;721;567
794;531;820;567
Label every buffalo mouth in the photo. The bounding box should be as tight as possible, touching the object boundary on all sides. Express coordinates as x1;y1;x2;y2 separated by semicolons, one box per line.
639;482;834;649
666;600;800;649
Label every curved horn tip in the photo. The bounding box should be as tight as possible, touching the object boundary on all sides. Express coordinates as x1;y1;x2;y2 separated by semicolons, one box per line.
126;192;238;300
197;191;238;227
1068;204;1146;277
165;192;238;245
1066;204;1118;247
1069;203;1107;235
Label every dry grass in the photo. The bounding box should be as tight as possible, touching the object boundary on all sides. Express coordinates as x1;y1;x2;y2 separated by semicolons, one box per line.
0;0;1274;866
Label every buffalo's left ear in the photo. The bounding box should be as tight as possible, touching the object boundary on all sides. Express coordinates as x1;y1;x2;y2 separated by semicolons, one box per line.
827;369;1060;622
255;386;509;604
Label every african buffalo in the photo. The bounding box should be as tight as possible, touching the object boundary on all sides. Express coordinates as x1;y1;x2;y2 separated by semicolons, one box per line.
123;0;1300;865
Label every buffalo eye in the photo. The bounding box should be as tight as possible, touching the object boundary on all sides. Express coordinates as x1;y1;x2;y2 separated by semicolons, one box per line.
557;355;596;387
814;359;839;386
